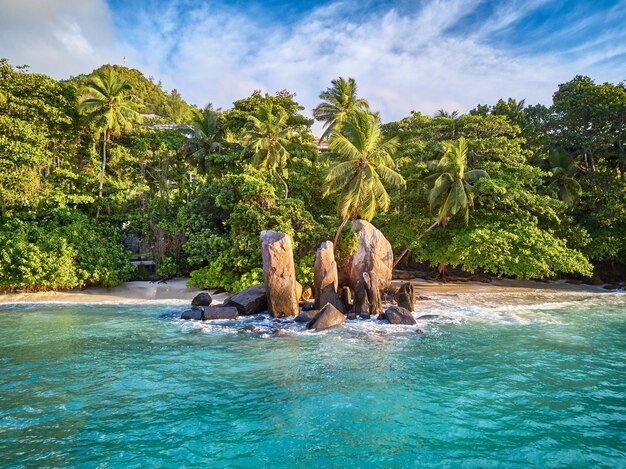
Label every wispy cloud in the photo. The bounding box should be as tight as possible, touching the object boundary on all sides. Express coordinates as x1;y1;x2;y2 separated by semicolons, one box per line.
1;0;624;133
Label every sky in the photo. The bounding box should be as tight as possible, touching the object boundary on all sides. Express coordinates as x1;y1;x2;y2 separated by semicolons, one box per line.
0;0;625;133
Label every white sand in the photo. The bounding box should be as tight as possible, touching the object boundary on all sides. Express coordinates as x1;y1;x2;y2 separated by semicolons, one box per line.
0;277;607;305
0;278;230;304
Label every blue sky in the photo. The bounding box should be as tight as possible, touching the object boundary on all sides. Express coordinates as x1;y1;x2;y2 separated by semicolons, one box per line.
0;0;624;131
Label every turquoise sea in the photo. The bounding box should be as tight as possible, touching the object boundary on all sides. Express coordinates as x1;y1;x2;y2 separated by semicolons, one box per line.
1;289;625;468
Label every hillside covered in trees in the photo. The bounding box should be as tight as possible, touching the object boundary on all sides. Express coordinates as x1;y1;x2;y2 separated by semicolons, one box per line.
1;58;625;292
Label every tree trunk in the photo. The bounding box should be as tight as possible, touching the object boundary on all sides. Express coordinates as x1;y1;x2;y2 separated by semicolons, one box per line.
96;130;108;219
333;216;350;251
277;173;288;200
438;263;448;282
392;219;440;268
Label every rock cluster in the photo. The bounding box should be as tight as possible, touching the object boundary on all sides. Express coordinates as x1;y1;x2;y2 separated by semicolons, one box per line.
180;223;429;333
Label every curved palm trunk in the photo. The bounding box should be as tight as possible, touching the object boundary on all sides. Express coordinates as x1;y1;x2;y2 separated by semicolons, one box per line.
392;219;440;269
333;216;350;252
277;173;289;200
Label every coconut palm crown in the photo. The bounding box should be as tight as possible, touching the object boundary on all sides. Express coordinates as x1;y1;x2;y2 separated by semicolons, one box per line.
425;136;489;226
313;77;370;141
543;149;582;208
184;104;224;174
241;100;294;199
79;67;140;208
323;110;405;246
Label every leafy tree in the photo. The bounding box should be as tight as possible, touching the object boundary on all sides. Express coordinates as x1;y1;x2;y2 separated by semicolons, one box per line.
0;59;80;216
241;100;294;199
323;110;405;247
79;67;141;213
380;112;592;279
313;77;370;140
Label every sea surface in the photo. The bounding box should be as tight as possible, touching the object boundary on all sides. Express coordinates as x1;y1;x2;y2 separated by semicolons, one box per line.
1;290;625;468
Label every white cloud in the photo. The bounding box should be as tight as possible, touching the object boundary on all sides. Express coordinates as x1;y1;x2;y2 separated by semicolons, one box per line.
0;0;121;77
1;0;623;135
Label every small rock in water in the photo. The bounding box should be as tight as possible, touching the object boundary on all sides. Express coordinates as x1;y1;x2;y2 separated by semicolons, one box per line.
301;301;316;312
307;303;345;331
295;310;319;323
359;313;371;320
180;307;203;320
224;284;268;315
202;306;238;320
272;328;288;337
191;292;213;307
346;312;357;321
384;306;417;325
254;314;267;321
416;295;432;301
239;325;262;334
415;328;424;335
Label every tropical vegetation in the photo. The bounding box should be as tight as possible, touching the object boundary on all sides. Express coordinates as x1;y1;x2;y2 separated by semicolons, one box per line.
1;57;625;292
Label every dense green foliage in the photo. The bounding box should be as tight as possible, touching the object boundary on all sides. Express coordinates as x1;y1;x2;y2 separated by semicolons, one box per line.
1;57;624;292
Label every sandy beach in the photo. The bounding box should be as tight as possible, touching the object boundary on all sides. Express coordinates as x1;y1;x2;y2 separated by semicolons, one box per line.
0;277;611;305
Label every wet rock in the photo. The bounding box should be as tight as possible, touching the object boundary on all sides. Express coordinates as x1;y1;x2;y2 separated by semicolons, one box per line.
261;230;299;317
383;306;417;325
359;313;371;320
363;271;382;316
191;291;213;307
301;301;316;312
416;295;432;301
295;309;319;323
254;314;267;321
180;306;203;320
395;282;415;311
346;312;357;320
239;325;262;334
314;241;342;311
301;286;313;301
353;280;370;317
343;220;393;291
224;284;267;315
341;286;353;309
306;303;345;331
415;328;424;335
202;306;238;320
272;328;288;337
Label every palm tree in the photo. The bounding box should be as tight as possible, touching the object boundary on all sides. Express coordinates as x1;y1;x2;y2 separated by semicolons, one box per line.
394;137;489;267
323;110;405;247
542;149;582;208
313;77;370;141
184;104;224;174
433;109;460;119
242;100;293;199
79;67;140;213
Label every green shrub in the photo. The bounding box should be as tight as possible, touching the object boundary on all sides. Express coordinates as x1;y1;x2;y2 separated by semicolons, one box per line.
0;210;134;291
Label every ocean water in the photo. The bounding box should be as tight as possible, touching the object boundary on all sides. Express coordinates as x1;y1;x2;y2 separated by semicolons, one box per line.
0;290;625;468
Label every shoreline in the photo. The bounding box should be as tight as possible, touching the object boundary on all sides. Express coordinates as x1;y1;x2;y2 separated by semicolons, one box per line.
0;277;617;305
